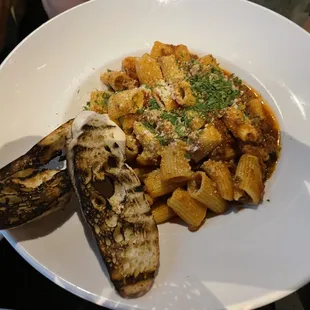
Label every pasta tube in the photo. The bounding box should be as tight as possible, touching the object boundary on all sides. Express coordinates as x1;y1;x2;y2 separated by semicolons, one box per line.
201;160;234;201
174;44;191;63
150;41;174;58
136;53;163;86
119;114;139;134
152;83;178;111
192;124;223;162
144;169;180;198
234;154;264;204
122;56;139;80
174;81;196;107
100;71;138;91
159;55;185;84
151;200;176;224
89;90;111;114
108;89;145;121
187;171;227;213
160;142;192;183
167;188;206;228
246;98;265;119
223;106;259;142
145;193;154;207
125;135;140;163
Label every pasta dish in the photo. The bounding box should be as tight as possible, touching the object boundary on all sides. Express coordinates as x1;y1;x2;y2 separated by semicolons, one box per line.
85;41;281;231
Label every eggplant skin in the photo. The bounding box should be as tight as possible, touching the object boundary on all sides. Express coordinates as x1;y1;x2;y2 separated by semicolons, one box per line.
0;170;72;229
0;120;73;229
67;112;159;298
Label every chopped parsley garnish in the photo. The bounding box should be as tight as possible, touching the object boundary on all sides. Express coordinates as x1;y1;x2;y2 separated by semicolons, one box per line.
160;110;192;138
175;125;186;137
185;152;191;159
161;111;179;125
142;121;156;133
156;135;168;146
100;93;110;106
149;98;161;110
144;85;153;90
188;66;240;117
83;101;90;110
136;108;144;115
107;69;112;72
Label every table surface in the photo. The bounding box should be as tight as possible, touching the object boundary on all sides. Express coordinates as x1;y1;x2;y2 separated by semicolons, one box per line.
1;1;310;309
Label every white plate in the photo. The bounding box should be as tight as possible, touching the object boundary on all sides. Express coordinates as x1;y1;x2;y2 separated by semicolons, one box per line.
1;0;310;309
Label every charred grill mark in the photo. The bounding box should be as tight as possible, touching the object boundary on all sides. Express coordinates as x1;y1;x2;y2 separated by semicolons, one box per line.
104;145;111;152
93;177;115;199
108;156;118;168
134;185;144;193
0;120;72;181
113;272;155;287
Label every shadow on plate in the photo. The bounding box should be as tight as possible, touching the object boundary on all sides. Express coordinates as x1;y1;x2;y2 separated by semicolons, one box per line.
1;131;310;310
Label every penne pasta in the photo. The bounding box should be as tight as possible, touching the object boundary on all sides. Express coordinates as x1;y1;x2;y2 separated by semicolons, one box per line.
144;169;181;198
174;81;196;107
188;171;227;213
234;154;264;204
151;200;176;224
122;56;139;80
201;160;234;201
160;142;192;182
136;53;163;86
167;188;206;228
223;106;259;142
100;71;138;91
159;55;185;84
108;89;145;121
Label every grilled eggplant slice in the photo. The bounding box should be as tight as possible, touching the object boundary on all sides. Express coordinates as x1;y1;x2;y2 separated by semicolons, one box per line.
67;111;159;298
0;120;73;229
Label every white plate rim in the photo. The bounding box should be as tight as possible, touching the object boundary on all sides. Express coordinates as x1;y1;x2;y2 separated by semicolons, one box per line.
1;0;310;309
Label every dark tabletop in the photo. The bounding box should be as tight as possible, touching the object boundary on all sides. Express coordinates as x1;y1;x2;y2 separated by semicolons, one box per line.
1;1;310;310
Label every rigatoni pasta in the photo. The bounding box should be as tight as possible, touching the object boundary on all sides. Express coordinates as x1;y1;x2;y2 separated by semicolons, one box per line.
144;169;181;198
107;89;145;121
234;154;264;204
135;53;163;86
160;142;192;183
151;200;176;224
191;124;223;162
188;172;227;214
159;55;185;84
100;71;138;91
168;188;206;229
85;41;281;232
201;160;234;201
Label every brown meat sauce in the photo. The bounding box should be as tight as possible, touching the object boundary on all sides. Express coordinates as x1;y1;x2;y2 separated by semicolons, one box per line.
240;83;281;180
